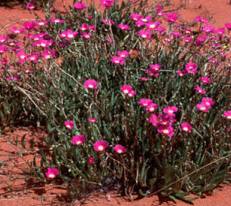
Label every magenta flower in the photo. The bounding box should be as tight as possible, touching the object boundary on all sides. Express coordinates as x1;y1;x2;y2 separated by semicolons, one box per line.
93;140;109;152
71;135;86;145
0;35;7;43
73;1;87;10
137;29;152;39
185;62;198;75
225;23;231;30
45;167;59;179
148;114;159;127
64;120;74;130
26;2;36;10
146;103;158;113
146;64;160;77
101;0;114;8
81;32;91;39
130;13;142;21
42;49;56;59
165;12;178;23
138;98;153;107
157;125;174;138
200;76;211;85
201;97;215;107
117;50;129;58
83;79;98;90
111;56;125;65
223;110;231;120
87;156;95;165
194;85;206;95
176;69;185;77
120;84;132;94
196;102;210;113
113;144;127;154
163;106;178;116
117;23;130;31
180;122;192;133
146;21;160;30
60;29;78;39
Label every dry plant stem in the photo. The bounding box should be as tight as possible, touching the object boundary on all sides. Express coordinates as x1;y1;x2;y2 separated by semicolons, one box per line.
151;152;231;196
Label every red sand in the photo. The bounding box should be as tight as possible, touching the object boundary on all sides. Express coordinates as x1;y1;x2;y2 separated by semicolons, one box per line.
0;0;231;205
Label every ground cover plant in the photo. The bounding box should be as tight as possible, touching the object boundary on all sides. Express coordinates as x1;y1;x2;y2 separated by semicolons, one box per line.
0;0;231;203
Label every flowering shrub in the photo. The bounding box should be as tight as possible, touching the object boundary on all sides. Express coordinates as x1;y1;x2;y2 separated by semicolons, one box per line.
0;0;231;201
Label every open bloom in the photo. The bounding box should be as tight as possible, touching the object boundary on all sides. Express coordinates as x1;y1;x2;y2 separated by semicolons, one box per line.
113;144;127;154
93;140;109;152
223;110;231;119
120;84;136;97
111;56;125;65
45;167;59;179
180;122;192;133
138;98;153;107
185;62;198;75
83;79;98;90
163;106;178;116
157;125;175;138
200;76;211;85
64;120;74;130
73;1;87;10
71;135;86;145
101;0;114;8
194;85;206;95
196;98;214;113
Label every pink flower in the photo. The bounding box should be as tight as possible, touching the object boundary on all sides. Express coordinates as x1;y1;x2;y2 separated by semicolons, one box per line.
26;2;36;10
180;122;192;133
111;56;125;65
223;110;231;120
163;106;178;116
120;84;136;97
93;140;109;152
101;0;114;8
0;35;7;43
130;13;142;21
138;98;153;107
117;50;129;58
60;29;78;39
137;29;152;39
200;76;211;85
64;120;74;130
146;103;158;113
88;117;97;123
194;85;206;95
71;135;86;145
45;167;59;179
148;114;159;127
185;62;198;75
201;97;215;107
225;23;231;30
87;156;95;165
117;23;130;31
73;1;87;10
157;125;175;138
165;12;178;23
146;21;160;30
196;102;210;112
176;69;185;77
83;79;98;90
113;144;127;154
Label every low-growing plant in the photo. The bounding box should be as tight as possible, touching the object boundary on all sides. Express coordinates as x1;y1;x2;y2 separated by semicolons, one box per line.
0;0;231;202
